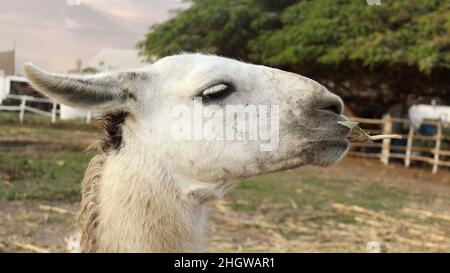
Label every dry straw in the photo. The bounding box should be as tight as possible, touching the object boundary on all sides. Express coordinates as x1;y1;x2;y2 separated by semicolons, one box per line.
338;120;402;143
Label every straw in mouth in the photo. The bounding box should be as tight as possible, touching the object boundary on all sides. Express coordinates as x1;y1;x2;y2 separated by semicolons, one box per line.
337;120;402;143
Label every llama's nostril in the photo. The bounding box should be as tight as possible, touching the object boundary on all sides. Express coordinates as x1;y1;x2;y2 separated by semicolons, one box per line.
317;97;343;115
312;89;344;115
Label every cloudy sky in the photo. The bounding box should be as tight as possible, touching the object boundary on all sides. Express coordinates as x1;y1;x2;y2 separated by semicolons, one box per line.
0;0;183;73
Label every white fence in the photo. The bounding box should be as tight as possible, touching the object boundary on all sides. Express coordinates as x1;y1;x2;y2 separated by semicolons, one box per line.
348;115;450;174
0;94;91;123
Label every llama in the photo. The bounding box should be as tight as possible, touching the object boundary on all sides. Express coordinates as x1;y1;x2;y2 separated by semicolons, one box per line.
24;53;350;252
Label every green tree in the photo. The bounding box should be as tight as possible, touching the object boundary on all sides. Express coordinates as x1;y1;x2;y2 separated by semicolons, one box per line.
139;0;450;117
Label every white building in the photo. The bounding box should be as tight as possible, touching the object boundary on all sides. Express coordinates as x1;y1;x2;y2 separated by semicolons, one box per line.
0;49;17;101
0;72;28;102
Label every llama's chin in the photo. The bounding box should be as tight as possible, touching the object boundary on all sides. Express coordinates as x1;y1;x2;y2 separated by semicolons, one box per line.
304;140;350;167
311;140;349;167
253;140;349;176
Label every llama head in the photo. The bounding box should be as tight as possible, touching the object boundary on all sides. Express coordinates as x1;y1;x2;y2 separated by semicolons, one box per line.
24;54;350;194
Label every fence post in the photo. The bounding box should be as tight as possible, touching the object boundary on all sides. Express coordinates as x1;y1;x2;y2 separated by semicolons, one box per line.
404;124;414;167
380;113;392;165
51;103;57;123
19;96;26;124
432;121;442;174
86;111;92;124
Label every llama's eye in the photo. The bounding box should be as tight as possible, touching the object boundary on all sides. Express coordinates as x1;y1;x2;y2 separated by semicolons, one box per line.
201;83;232;100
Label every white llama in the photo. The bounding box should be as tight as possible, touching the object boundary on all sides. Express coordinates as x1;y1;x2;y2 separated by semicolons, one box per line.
24;53;350;252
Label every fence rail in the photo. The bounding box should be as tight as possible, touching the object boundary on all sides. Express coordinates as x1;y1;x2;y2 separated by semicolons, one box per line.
348;114;450;174
0;94;90;123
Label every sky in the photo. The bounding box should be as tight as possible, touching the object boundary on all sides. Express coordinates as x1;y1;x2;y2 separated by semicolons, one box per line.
0;0;184;73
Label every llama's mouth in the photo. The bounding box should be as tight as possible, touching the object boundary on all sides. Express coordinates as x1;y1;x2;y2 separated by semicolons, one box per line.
295;139;349;167
254;139;349;176
287;117;351;167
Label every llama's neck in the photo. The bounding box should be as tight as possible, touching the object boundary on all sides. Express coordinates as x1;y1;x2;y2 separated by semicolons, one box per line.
77;144;208;252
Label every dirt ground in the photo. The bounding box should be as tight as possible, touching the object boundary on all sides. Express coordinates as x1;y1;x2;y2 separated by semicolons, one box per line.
1;157;449;253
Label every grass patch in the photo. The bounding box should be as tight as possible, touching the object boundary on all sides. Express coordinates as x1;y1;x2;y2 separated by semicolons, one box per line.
0;112;95;131
228;171;413;216
0;112;100;144
0;151;94;201
0;125;97;141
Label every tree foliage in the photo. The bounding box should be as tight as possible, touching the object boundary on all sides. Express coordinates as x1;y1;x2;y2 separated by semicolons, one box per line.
139;0;450;117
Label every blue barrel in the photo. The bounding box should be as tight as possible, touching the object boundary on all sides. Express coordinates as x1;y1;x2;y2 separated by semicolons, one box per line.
419;124;437;136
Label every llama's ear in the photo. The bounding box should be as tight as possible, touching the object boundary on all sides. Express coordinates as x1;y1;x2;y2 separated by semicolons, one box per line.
23;63;129;111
